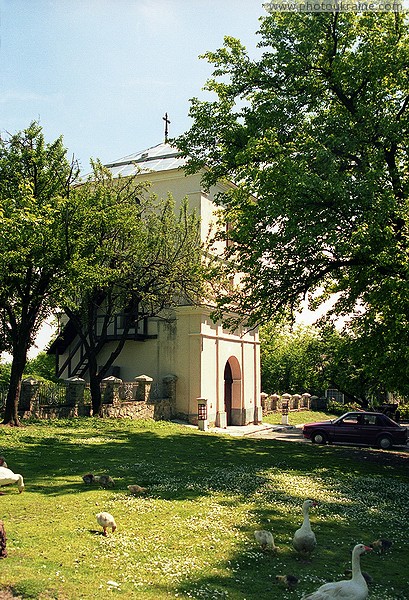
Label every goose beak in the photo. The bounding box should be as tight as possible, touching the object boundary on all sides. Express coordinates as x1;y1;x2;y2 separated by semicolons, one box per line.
364;546;373;552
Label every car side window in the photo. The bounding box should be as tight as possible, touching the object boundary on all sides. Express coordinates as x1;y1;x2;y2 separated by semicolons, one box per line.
341;415;360;425
362;415;377;426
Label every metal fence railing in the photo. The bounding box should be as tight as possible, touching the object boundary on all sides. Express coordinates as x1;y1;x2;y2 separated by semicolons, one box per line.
37;381;67;406
0;380;92;411
117;381;139;402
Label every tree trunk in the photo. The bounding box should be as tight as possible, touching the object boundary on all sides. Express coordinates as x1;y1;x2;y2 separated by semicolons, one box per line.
90;377;102;416
3;341;28;426
88;355;102;416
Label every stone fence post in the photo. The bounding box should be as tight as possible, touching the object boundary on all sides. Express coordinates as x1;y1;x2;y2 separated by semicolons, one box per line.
270;393;280;411
101;376;122;405
292;394;301;410
134;375;153;402
19;378;40;413
302;393;311;409
65;377;86;408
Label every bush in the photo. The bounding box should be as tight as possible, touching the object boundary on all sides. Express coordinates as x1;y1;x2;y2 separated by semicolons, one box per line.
0;361;11;385
327;400;362;415
398;403;409;420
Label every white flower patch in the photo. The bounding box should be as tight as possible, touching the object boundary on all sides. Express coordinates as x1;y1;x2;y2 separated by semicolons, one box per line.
180;583;229;599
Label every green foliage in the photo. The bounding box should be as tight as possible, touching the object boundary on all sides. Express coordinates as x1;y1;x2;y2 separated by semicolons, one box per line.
326;399;347;416
341;303;409;398
324;332;390;406
62;162;204;413
0;353;56;386
327;399;362;416
0;419;407;599
24;352;57;382
0;360;11;385
0;122;79;423
260;322;400;406
260;323;329;395
0;122;77;345
177;12;409;394
398;403;409;420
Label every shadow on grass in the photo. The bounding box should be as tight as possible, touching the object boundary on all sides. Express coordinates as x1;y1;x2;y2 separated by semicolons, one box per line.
1;420;408;500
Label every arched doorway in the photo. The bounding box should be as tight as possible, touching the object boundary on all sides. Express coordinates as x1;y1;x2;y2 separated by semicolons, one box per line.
224;356;242;426
224;362;233;425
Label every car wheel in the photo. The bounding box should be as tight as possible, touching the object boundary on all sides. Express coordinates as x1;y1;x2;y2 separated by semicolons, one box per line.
377;435;393;450
311;432;327;445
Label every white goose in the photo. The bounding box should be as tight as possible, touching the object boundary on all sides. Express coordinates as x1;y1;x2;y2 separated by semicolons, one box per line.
0;466;24;493
293;499;318;558
302;544;372;599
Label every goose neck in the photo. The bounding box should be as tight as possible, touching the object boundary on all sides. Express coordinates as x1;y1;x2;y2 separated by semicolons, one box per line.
302;505;311;528
351;549;363;580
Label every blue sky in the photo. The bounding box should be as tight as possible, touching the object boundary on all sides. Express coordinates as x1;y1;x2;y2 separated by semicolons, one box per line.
0;1;268;357
0;0;266;172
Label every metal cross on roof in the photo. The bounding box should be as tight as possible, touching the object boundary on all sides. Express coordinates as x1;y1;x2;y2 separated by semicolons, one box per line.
163;112;170;142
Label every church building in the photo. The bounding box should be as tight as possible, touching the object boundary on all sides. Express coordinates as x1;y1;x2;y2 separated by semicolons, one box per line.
49;141;261;427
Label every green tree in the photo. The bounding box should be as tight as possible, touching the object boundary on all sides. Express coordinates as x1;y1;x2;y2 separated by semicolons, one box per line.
0;352;56;385
339;289;409;399
260;321;391;407
260;323;329;395
0;123;78;425
24;352;57;382
176;12;409;391
324;331;386;408
61;162;204;415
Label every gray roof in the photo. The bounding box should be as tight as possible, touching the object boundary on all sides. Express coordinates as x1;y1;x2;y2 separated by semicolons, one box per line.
104;142;187;177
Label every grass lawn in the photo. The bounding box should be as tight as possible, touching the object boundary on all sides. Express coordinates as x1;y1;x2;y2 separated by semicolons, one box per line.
0;417;408;599
262;410;337;426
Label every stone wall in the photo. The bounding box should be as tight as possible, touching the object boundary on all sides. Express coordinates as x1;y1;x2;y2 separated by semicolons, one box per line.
17;374;177;421
99;398;173;420
260;392;313;413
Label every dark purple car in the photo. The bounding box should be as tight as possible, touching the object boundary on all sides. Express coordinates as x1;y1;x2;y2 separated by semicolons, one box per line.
303;411;408;450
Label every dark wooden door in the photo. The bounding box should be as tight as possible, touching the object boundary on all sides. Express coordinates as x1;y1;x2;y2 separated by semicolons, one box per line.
224;362;233;425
